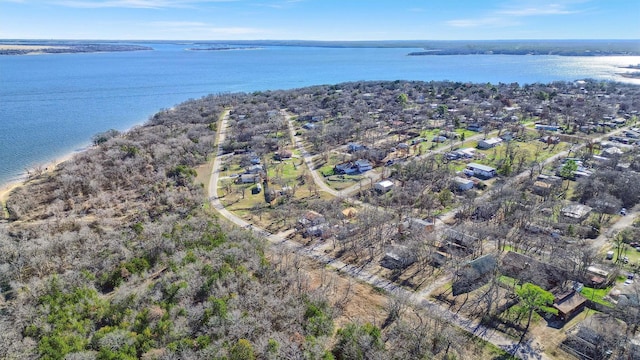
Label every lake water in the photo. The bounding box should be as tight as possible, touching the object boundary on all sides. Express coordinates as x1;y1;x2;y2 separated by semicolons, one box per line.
1;42;640;186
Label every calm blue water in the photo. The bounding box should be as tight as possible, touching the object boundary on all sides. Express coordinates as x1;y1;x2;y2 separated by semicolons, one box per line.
1;42;640;186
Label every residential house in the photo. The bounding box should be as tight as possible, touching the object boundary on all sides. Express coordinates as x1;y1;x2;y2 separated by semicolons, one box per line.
535;124;560;131
561;204;592;221
453;176;474;191
298;210;326;227
381;245;417;270
540;135;560;144
303;224;327;238
334;162;358;175
499;251;568;290
477;137;503;150
456;148;476;158
585;266;614;288
239;174;260;184
347;142;366;152
400;217;435;234
602;146;623;156
274;149;292;160
625;130;640;139
452;254;498;295
532;181;553;196
302;122;315;130
467;123;483;132
465;163;497;179
500;131;515;141
552;290;587;321
355;159;372;172
445;152;461;160
250;154;261;164
247;164;264;174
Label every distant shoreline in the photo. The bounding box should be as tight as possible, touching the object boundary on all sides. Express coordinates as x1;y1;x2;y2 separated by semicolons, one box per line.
185;46;261;51
408;49;640;56
0;43;152;55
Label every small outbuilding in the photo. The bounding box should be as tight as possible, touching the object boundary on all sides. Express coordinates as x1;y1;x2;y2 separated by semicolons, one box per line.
374;180;394;193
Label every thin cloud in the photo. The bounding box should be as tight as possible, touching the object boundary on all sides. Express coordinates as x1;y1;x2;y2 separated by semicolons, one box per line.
149;21;264;36
54;0;236;9
498;4;581;16
447;17;520;28
447;1;586;29
260;0;305;9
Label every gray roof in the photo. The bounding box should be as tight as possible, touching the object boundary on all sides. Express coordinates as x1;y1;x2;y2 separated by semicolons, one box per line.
467;163;496;172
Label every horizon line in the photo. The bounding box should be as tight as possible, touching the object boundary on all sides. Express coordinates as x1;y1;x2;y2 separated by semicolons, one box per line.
1;38;639;42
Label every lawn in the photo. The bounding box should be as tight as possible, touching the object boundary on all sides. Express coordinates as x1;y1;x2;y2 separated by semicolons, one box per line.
325;174;365;191
580;286;614;307
266;158;304;183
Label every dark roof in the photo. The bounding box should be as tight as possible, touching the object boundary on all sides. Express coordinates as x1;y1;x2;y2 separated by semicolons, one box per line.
452;254;498;295
553;290;587;316
500;251;568;290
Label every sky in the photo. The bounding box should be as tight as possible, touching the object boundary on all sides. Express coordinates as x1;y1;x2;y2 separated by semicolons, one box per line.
1;0;639;41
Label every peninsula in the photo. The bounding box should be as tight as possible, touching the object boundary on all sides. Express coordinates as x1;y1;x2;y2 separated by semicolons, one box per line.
0;42;152;55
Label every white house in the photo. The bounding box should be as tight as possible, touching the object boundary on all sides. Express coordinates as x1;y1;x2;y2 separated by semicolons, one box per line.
477;137;503;150
374;180;394;193
465;163;497;179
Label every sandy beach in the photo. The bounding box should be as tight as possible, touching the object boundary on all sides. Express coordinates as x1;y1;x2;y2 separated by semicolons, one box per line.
0;150;78;205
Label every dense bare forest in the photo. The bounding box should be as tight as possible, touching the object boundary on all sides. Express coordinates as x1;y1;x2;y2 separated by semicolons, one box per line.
2;79;640;359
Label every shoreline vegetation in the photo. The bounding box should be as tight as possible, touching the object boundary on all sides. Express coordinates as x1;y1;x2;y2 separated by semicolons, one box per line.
0;42;152;55
1;39;639;56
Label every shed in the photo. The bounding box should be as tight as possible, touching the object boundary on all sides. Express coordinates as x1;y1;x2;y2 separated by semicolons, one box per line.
374;180;394;193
